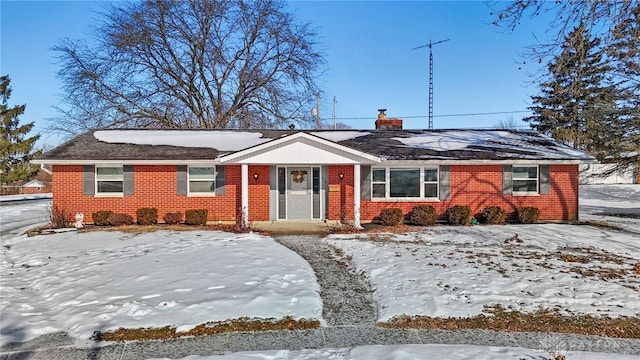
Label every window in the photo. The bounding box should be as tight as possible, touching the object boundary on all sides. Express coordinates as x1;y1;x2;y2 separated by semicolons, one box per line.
372;168;386;198
513;165;538;194
188;166;216;194
371;167;439;199
424;168;438;198
96;166;123;194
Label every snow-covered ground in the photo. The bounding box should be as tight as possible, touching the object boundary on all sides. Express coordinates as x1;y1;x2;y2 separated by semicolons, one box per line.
151;344;640;360
155;185;639;360
0;185;638;360
0;198;50;239
579;184;640;233
326;184;639;321
0;230;322;346
327;223;639;320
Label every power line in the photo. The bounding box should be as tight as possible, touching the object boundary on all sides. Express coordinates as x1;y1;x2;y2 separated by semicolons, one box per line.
328;110;531;121
435;110;530;118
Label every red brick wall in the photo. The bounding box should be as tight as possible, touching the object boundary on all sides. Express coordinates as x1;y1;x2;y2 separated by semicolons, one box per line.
52;163;579;224
327;165;355;221
331;164;579;222
248;165;270;221
52;165;259;223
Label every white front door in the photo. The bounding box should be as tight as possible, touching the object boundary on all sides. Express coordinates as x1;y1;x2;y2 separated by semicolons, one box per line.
277;166;321;220
287;167;311;219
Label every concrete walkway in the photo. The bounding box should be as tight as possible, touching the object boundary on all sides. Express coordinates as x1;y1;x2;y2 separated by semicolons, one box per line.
275;235;377;326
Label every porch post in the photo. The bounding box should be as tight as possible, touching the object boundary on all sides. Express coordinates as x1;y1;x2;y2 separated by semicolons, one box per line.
241;164;249;228
353;164;362;229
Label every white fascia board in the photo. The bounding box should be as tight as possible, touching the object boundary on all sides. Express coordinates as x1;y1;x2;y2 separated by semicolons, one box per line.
218;132;381;164
31;159;219;165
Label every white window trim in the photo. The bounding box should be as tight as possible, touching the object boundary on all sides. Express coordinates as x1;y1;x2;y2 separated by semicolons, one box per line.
187;165;217;197
95;165;124;197
371;166;439;200
512;165;539;196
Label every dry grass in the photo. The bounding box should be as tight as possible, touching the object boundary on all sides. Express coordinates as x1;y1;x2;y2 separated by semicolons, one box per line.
78;223;247;234
27;222;249;237
579;220;625;231
379;305;640;339
92;316;320;342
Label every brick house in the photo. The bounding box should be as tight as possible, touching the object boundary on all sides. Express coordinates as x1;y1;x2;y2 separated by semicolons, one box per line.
33;111;594;226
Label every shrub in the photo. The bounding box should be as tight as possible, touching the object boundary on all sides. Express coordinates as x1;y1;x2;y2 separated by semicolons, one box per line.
163;212;183;225
136;207;158;225
107;213;134;226
379;208;404;226
92;210;113;226
445;205;472;225
479;206;507;225
185;209;208;225
410;205;437;226
516;207;540;224
51;206;71;229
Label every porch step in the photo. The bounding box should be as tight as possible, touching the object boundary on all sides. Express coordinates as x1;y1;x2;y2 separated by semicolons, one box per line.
252;220;341;234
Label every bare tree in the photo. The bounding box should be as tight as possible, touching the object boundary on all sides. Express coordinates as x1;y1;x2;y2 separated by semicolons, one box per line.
487;1;635;57
53;0;325;134
493;116;524;129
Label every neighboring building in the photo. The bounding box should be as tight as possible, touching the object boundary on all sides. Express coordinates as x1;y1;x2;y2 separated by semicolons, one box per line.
1;171;52;195
579;163;639;185
33;111;595;226
20;179;50;194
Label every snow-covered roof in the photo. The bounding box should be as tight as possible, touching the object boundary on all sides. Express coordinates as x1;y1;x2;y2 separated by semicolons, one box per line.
35;128;595;163
376;129;593;160
94;130;272;152
21;180;45;188
93;129;372;151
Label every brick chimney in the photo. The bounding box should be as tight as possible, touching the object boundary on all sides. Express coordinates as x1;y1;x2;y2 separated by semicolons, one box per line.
374;109;403;130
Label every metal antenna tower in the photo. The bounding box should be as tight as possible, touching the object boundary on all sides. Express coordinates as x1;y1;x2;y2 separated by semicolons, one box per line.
413;39;449;130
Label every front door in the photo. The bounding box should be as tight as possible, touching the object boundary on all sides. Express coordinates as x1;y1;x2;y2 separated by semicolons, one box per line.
287;167;312;219
272;166;324;220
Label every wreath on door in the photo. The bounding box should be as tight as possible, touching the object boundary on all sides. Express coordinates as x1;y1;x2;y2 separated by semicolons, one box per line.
291;170;307;183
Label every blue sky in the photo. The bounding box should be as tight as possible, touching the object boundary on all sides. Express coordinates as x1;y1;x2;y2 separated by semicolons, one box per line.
1;1;553;148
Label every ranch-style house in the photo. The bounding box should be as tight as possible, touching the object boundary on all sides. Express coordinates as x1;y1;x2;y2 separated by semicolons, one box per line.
34;110;595;227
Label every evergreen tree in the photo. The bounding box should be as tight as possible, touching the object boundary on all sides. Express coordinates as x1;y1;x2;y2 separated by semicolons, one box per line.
1;75;41;186
525;24;617;152
602;4;640;175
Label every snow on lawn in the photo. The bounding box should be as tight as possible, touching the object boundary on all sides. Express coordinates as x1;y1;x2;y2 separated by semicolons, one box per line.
0;199;50;240
0;230;322;346
327;223;640;321
151;344;640;360
580;184;640;233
